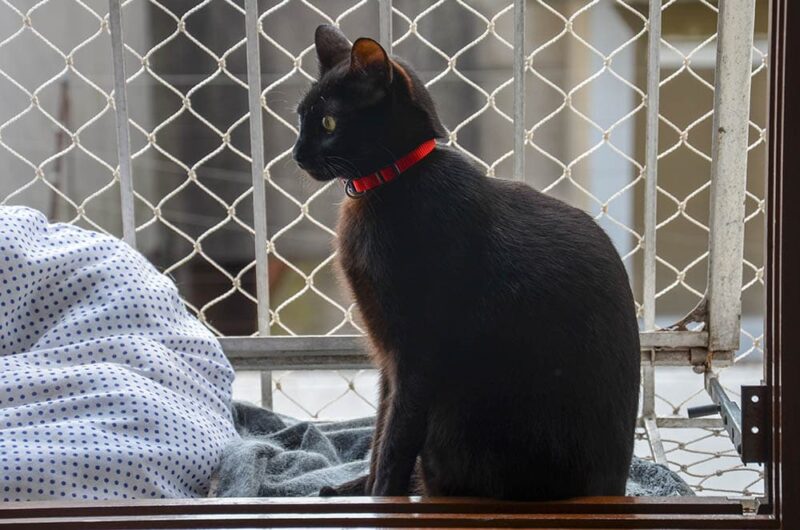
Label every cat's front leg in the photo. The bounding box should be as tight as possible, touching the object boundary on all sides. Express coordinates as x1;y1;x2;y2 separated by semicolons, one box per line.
366;371;391;493
371;370;430;496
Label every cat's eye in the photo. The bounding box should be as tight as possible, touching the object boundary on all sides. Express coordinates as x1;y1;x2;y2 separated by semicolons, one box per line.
322;115;336;133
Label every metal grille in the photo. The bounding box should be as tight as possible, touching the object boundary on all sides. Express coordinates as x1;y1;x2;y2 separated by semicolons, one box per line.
0;0;120;235
0;0;766;498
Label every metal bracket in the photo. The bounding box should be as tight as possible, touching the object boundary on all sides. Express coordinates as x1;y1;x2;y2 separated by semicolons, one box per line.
740;385;769;464
693;375;769;464
728;496;762;516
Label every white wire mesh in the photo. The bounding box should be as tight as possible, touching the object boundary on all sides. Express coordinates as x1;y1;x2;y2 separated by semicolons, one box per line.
0;0;120;235
0;0;768;498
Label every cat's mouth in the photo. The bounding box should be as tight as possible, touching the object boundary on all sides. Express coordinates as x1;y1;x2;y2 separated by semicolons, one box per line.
300;161;356;183
302;168;335;182
294;152;361;182
294;160;326;181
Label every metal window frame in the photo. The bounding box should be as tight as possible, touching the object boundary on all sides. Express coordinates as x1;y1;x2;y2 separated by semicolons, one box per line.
4;0;795;527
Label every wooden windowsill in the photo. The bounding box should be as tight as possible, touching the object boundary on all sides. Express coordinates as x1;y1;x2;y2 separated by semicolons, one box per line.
0;496;777;529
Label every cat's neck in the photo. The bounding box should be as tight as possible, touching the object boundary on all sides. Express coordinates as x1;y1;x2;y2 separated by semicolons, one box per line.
343;139;437;197
338;147;483;221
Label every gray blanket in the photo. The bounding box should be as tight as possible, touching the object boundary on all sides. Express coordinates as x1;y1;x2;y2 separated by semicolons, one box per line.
213;401;694;498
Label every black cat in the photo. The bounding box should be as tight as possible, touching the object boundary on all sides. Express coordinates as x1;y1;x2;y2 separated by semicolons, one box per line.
292;25;641;500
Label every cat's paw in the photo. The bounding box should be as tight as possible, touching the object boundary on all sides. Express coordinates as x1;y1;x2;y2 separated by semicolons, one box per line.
319;485;339;497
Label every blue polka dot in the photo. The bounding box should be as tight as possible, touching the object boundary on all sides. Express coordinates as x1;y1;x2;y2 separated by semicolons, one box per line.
0;206;238;500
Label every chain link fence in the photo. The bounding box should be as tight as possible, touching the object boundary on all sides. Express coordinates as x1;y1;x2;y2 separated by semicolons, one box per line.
0;0;767;497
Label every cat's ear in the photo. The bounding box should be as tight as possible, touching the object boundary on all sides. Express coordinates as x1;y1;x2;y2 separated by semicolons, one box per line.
315;25;351;76
349;38;392;84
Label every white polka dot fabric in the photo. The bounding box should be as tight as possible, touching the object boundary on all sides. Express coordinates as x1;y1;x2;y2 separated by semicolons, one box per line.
0;207;239;501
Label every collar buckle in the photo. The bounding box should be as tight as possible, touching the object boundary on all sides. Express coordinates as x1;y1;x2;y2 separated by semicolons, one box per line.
344;178;365;199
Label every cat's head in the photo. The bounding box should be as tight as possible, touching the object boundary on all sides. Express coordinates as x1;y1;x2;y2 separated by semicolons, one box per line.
292;25;446;181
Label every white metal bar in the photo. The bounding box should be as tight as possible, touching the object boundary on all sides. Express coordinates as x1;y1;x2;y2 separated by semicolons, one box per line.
222;336;369;370
221;342;725;371
638;416;725;429
706;0;756;353
512;0;526;181
642;0;664;465
643;0;661;333
220;331;707;353
643;330;707;349
219;330;712;365
108;0;136;248
221;335;363;354
245;0;272;407
244;0;270;337
642;352;656;417
644;417;668;465
379;0;393;54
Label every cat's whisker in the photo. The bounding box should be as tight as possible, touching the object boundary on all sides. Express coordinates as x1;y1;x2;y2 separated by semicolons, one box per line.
325;156;360;180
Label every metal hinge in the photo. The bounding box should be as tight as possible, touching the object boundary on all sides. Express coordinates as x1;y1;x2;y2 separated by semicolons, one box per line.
687;375;769;464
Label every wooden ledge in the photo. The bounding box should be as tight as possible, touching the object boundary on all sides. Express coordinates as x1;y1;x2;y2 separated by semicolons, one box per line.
0;496;776;529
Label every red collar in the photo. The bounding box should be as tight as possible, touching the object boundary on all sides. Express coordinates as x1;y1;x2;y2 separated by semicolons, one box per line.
342;139;437;198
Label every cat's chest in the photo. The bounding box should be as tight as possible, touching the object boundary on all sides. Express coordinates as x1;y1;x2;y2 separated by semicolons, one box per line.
337;201;400;288
336;200;416;353
336;194;466;295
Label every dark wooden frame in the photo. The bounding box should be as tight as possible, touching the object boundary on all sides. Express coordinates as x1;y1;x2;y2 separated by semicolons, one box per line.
1;1;797;528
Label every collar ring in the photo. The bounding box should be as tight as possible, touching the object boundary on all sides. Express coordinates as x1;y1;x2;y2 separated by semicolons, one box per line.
344;178;365;199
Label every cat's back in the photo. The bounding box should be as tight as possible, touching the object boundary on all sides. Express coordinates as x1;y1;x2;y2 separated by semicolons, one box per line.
487;177;616;258
478;176;632;304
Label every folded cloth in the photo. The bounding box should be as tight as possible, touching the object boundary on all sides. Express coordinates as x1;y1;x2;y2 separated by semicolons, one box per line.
214;401;695;498
0;206;239;501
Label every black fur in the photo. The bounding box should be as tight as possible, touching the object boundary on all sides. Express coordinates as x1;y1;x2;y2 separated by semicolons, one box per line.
294;25;641;500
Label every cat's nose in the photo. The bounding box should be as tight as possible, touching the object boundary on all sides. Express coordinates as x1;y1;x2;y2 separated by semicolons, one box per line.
292;143;309;169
